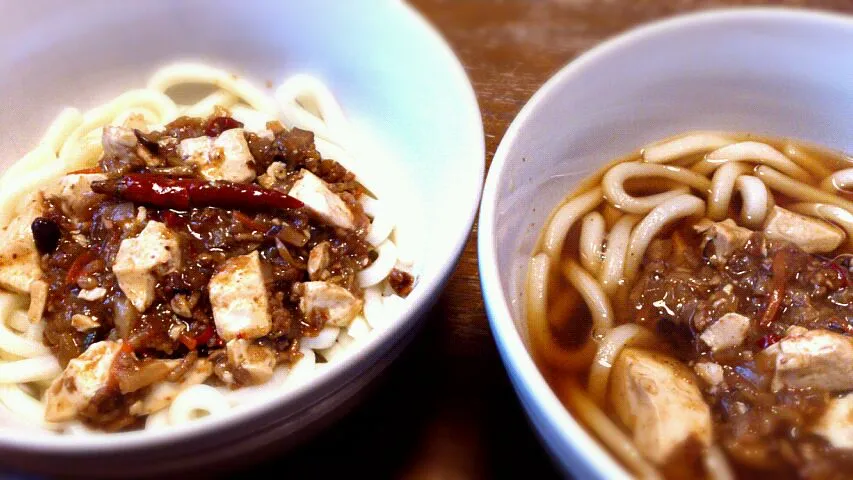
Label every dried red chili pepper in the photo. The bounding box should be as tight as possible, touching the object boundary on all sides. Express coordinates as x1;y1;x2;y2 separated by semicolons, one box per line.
91;174;303;211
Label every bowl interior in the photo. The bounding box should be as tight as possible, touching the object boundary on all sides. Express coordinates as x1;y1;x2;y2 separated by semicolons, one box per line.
481;8;853;479
0;0;484;450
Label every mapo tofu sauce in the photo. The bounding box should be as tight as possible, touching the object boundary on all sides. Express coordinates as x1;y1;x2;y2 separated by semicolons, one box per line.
25;113;411;430
628;223;853;478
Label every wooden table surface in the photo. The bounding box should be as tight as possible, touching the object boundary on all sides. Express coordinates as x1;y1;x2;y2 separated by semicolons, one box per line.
246;1;853;479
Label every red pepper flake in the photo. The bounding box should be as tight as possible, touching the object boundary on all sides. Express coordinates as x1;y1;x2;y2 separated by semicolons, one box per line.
180;325;215;350
756;333;781;350
233;211;264;232
178;333;197;351
195;325;214;346
826;261;849;289
760;250;789;328
204;116;243;137
65;251;96;285
120;342;135;355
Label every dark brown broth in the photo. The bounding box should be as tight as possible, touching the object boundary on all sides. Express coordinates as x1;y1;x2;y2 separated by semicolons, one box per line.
533;133;853;479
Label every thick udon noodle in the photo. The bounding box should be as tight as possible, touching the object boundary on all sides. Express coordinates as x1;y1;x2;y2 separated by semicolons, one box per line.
0;63;413;433
527;131;853;479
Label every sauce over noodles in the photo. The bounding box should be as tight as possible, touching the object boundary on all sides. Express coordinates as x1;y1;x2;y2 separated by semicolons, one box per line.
527;132;853;479
0;64;416;433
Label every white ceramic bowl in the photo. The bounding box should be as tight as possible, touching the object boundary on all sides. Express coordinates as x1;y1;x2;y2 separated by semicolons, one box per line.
478;8;853;480
0;0;484;476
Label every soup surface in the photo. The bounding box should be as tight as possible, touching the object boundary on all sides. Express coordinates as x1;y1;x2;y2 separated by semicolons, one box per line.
527;132;853;479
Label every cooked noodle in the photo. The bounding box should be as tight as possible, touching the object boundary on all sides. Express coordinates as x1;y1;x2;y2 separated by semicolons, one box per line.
623;194;705;282
735;175;773;229
708;162;753;221
641;132;732;165
0;63;416;433
579;212;606;276
694;141;812;182
782;143;833;180
820;167;853;193
602;163;708;214
559;379;663;480
167;384;230;425
543;187;603;258
560;260;613;340
527;131;853;478
598;214;639;296
587;323;657;406
527;254;597;371
757;165;853;212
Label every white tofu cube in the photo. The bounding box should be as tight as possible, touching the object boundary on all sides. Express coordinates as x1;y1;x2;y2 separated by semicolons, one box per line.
178;136;213;167
44;173;107;216
763;206;844;253
307;241;330;280
27;279;48;323
0;193;44;294
44;341;123;422
288;169;355;230
178;128;255;183
112;221;181;312
102;125;138;158
298;281;364;327
610;348;712;465
699;312;751;352
77;287;107;301
762;328;853;392
102;126;160;167
226;338;276;385
694;219;753;261
71;314;100;332
209;251;271;341
813;393;853;449
694;361;725;388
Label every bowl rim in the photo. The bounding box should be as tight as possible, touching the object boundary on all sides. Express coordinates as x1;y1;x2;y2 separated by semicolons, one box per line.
0;1;485;453
478;6;853;479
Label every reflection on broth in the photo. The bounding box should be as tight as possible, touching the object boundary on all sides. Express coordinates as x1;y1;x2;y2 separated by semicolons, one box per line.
527;132;853;479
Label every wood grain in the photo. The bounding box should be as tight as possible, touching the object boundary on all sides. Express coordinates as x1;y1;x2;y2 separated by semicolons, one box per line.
243;2;853;479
